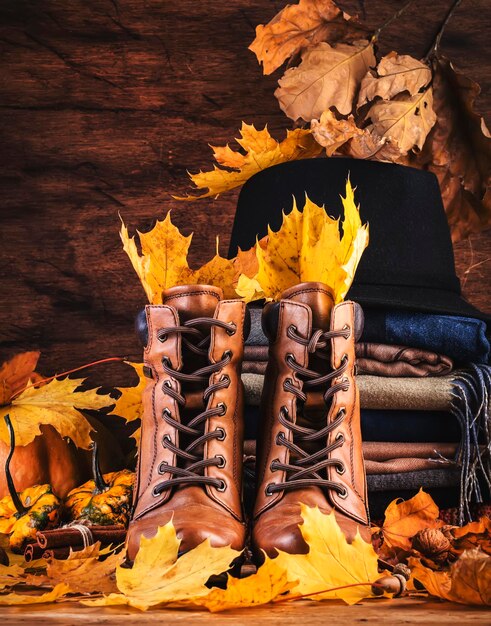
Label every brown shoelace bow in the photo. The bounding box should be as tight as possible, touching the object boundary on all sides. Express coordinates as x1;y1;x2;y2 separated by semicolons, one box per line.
266;324;350;498
152;317;235;496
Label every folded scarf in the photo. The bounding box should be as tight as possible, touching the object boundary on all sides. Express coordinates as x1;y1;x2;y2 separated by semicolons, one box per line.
243;343;453;377
245;307;490;364
242;373;454;411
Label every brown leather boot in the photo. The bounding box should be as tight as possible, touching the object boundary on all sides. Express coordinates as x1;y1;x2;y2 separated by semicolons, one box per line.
252;282;370;557
126;285;248;561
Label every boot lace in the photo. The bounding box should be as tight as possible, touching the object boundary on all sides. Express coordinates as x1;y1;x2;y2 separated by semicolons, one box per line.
152;317;235;496
266;324;351;498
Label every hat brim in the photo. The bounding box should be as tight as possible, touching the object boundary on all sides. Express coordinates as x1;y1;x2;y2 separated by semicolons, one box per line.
347;283;491;325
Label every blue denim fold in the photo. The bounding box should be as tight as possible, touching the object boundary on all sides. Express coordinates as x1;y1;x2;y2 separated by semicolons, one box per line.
246;307;489;364
361;310;490;364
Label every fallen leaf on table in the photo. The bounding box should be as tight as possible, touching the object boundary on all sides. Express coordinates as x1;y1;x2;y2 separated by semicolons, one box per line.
275;40;375;121
0;563;25;590
364;88;436;155
176;123;322;200
189;559;296;612
274;505;379;605
409;56;491;241
121;212;238;302
451;517;491;555
237;178;368;303
410;548;491;605
249;0;363;75
85;522;240;610
0;582;70;605
357;52;432;108
379;489;441;551
311;111;363;156
28;543;123;595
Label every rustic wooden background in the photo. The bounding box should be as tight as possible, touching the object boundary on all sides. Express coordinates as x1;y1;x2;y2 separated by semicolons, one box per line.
0;0;490;384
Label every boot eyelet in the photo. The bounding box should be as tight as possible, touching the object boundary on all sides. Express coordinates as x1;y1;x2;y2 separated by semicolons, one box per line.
158;461;168;474
217;402;227;416
342;324;351;337
226;322;237;336
222;350;233;360
220;374;231;386
265;484;275;496
336;463;346;475
270;459;279;472
215;455;226;468
162;408;171;419
338;487;348;499
216;479;227;492
157;331;167;343
285;353;296;366
288;324;297;335
276;432;285;445
163;380;172;389
337;407;346;418
152;486;161;497
335;432;345;443
341;353;349;364
162;356;171;367
162;434;171;447
215;428;226;441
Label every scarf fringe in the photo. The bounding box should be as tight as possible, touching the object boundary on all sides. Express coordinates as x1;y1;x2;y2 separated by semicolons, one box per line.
450;364;491;524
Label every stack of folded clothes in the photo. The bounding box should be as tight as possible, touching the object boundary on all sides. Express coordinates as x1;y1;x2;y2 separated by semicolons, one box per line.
241;306;491;521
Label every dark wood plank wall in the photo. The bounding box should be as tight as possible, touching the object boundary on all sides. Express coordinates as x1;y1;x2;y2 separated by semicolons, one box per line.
0;0;490;383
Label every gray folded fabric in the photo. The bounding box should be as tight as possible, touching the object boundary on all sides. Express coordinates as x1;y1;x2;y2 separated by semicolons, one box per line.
367;469;461;491
242;373;454;411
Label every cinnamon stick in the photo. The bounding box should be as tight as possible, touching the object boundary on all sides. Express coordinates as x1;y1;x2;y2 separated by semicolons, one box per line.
36;525;126;549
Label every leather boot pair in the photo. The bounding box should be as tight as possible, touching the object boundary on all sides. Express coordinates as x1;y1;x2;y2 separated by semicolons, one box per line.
126;282;369;563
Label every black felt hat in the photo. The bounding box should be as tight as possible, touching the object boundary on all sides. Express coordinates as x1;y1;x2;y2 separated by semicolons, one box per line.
228;158;490;322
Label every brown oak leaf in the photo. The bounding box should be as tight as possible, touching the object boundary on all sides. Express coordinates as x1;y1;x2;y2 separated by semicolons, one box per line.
311;110;363;156
275;40;375;121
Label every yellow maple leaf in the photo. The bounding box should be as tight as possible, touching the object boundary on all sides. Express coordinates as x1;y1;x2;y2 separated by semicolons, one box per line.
274;505;379;605
175;123;322;200
276;40;375;121
379;488;441;551
0;352;40;405
0;563;25;591
0;582;70;605
109;362;145;445
410;549;491;605
237;178;368;303
121;212;238;303
85;522;240;610
0;374;112;450
189;558;296;612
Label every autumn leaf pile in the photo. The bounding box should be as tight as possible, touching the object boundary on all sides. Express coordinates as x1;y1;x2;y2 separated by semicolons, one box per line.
122;179;368;305
0;490;488;610
179;0;490;242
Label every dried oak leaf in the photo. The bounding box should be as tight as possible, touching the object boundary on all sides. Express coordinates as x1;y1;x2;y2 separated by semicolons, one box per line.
236;178;368;303
379;489;441;551
451;517;491;555
176;123;322;200
410;548;491;605
311;110;363;156
275;40;375;121
364;88;436;155
85;522;240;610
249;0;364;75
274;505;380;605
409;56;491;241
121;212;237;303
357;52;432;108
0;354;113;450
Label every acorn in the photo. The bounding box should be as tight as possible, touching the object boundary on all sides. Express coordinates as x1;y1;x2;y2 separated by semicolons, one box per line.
372;574;407;597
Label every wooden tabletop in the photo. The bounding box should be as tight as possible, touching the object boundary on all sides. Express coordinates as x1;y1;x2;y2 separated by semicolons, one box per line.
1;597;490;625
